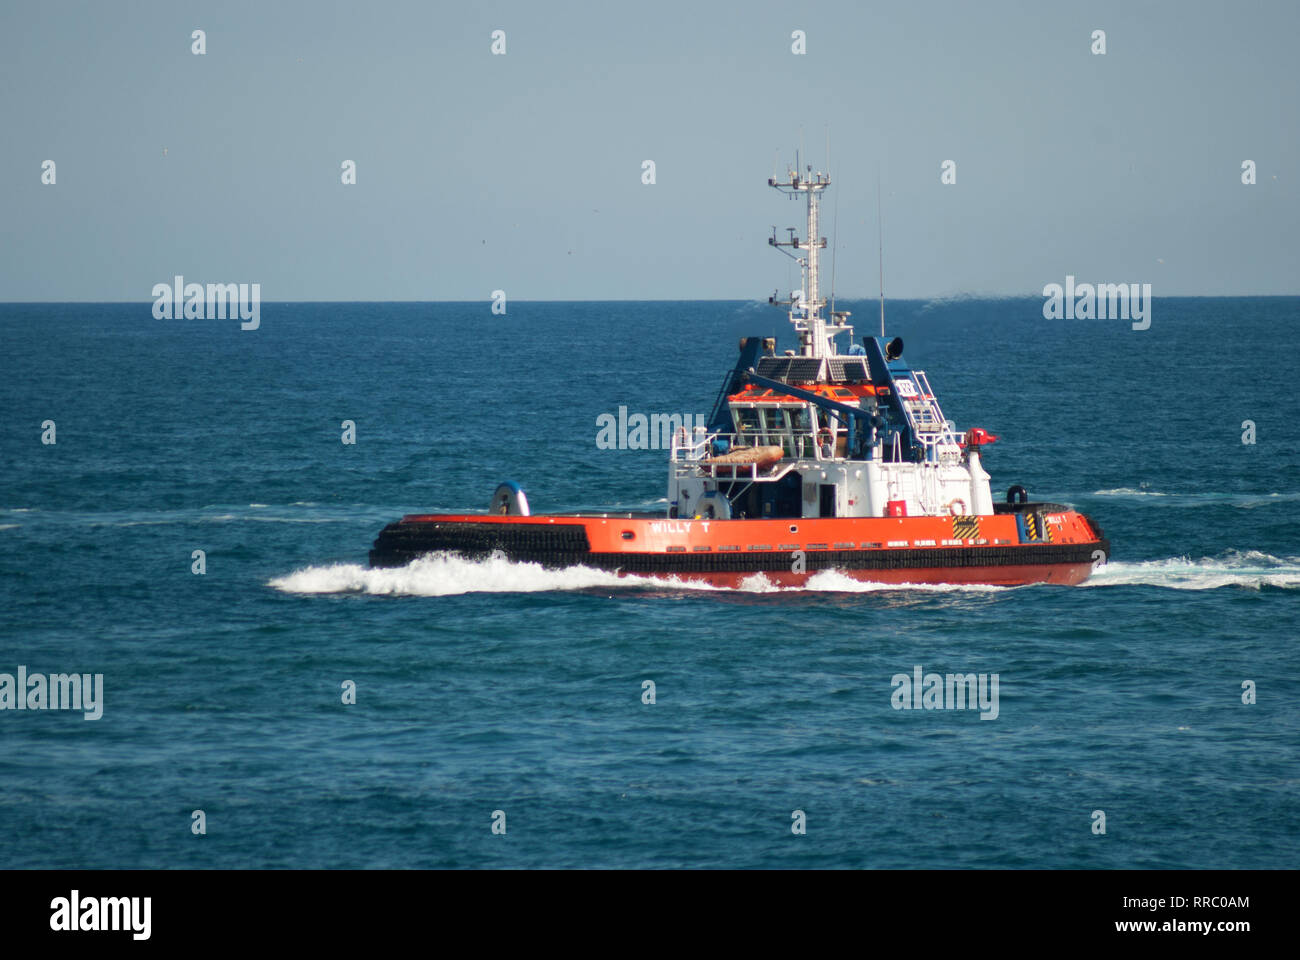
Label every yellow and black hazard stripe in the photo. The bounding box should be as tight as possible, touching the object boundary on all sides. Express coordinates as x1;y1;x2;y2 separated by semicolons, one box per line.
952;516;980;541
1022;512;1055;542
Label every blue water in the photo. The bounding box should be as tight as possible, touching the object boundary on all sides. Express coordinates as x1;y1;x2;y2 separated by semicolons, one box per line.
2;298;1298;868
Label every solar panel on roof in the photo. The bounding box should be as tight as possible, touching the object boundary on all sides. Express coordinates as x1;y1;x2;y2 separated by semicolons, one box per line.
755;357;824;382
828;358;870;383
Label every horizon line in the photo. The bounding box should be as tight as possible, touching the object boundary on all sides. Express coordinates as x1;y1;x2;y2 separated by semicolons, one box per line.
1;293;1298;306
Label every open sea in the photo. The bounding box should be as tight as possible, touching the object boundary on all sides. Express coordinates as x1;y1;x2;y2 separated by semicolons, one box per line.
1;297;1297;869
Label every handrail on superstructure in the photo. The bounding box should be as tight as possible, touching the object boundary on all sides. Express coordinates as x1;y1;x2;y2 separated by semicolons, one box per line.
901;369;965;459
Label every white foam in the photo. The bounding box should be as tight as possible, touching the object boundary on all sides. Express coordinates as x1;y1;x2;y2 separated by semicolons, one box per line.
1090;489;1300;508
800;568;1008;593
1084;550;1300;590
244;516;346;524
270;554;648;596
1093;487;1169;497
737;572;780;593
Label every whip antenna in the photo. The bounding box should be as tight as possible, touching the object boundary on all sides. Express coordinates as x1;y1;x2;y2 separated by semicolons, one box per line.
877;173;885;337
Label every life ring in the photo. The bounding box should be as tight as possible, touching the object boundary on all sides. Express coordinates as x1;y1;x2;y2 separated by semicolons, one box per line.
1006;485;1028;505
946;498;968;516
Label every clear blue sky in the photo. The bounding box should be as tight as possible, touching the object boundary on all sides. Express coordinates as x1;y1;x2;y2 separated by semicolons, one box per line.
1;0;1295;300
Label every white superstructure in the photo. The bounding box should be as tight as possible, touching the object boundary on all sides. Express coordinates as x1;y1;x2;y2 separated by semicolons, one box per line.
666;168;996;522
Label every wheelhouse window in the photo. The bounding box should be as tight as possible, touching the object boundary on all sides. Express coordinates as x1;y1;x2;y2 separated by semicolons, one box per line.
759;407;789;434
734;407;762;435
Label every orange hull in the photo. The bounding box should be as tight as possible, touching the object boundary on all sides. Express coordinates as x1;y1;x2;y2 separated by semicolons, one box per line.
370;507;1108;587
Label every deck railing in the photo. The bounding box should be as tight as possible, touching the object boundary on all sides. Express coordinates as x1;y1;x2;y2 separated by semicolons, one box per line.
668;428;804;481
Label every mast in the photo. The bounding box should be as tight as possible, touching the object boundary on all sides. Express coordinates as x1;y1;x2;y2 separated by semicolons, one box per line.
768;165;852;358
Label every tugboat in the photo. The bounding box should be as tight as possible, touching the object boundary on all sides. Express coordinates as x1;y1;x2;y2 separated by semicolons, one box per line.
370;165;1109;587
